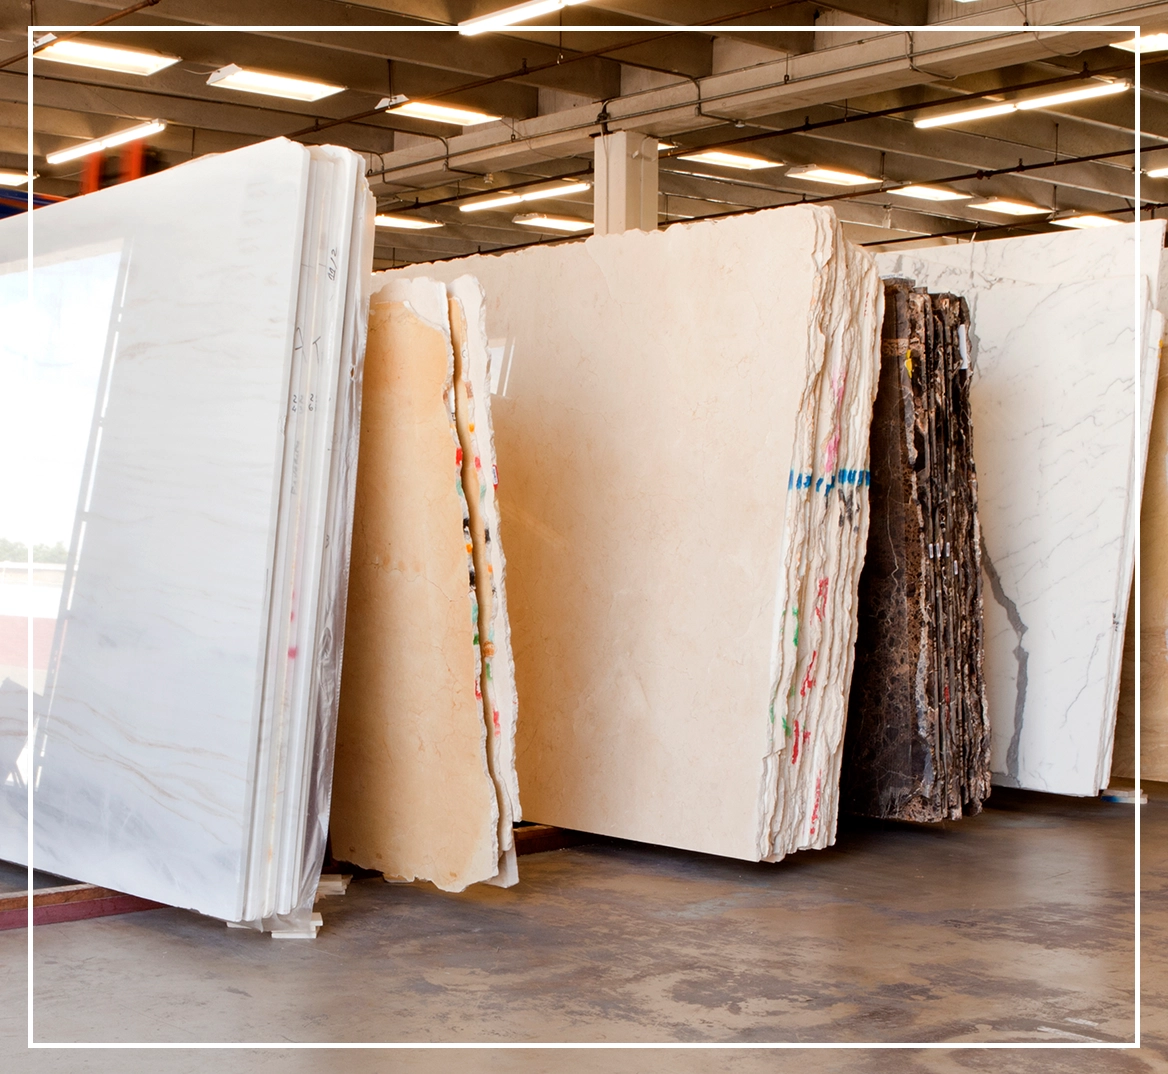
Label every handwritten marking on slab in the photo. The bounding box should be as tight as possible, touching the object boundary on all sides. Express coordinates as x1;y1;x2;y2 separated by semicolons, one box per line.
809;774;822;837
814;578;829;621
800;650;818;697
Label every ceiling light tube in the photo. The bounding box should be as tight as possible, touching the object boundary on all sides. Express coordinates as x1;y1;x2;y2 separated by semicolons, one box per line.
915;101;1016;129
1112;33;1168;53
890;184;971;202
0;170;35;187
517;180;591;201
513;213;592;232
677;149;781;170
1052;214;1120;229
1016;80;1129;111
1146;165;1168;178
786;165;878;186
459;180;589;213
972;198;1048;216
36;40;179;76
387;100;501;126
207;64;344;102
374;214;443;230
459;0;589;36
46;120;166;165
460;192;524;213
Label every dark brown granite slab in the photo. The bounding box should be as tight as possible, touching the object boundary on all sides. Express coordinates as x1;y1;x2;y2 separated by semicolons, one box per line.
843;278;990;821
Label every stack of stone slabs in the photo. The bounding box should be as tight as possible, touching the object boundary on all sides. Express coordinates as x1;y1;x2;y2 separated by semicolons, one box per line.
330;276;517;891
844;278;990;821
877;221;1164;797
0;138;374;933
393;204;882;864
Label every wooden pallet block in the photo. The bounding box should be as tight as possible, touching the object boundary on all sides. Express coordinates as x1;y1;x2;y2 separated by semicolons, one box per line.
0;882;163;931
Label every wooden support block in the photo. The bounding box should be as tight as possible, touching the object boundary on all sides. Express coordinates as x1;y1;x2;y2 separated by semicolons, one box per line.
512;825;593;857
0;882;163;931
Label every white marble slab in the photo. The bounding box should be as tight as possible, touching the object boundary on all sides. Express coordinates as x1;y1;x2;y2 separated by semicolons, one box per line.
17;141;310;922
877;221;1163;796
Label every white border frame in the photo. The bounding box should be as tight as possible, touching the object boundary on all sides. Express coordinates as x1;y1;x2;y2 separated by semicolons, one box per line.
21;17;1144;1054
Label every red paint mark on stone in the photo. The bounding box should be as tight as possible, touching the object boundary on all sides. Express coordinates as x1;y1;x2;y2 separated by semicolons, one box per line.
800;650;818;697
814;577;829;621
475;682;482;700
809;774;822;837
474;455;482;470
456;447;463;466
287;646;297;659
492;708;501;733
803;729;811;745
791;720;800;764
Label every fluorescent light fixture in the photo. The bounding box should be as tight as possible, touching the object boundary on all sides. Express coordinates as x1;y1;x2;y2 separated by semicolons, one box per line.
46;120;166;165
786;165;878;186
1112;32;1168;53
387;100;501;126
1016;80;1129;111
677;149;781;170
374;214;443;230
1147;165;1168;178
459;0;589;36
915;101;1015;129
890;184;971;202
1052;214;1120;229
461;192;523;213
207;64;343;102
0;170;34;187
519;180;591;200
460;180;590;213
36;40;179;76
513;213;592;232
657;141;675;151
972;198;1048;216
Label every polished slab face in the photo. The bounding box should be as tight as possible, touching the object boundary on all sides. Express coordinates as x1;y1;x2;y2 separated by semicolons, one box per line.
877;222;1163;797
0;140;311;921
394;206;883;863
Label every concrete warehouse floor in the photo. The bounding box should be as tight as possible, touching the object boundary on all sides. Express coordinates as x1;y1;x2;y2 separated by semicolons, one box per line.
1;788;1164;1074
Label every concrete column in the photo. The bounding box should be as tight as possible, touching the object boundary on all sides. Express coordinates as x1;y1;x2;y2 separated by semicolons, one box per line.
593;131;658;236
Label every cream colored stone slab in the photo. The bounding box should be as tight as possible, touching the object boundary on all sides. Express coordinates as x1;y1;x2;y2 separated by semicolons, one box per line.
391;206;882;861
330;278;500;891
448;276;519;884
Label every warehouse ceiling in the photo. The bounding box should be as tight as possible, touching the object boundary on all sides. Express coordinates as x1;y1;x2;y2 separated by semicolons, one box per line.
3;0;1168;266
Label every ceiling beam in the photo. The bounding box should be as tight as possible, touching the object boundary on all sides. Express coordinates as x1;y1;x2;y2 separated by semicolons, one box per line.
348;5;1159;188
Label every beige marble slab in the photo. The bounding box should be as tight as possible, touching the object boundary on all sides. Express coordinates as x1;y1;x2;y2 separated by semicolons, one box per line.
390;206;882;862
449;277;519;886
330;278;500;891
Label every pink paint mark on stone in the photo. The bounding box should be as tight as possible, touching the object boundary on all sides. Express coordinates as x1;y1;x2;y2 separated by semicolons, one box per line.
824;431;840;475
